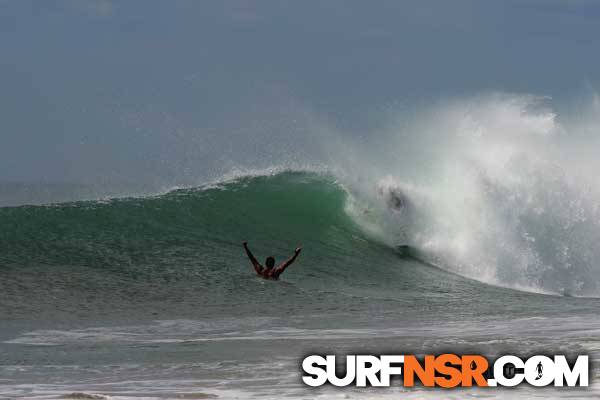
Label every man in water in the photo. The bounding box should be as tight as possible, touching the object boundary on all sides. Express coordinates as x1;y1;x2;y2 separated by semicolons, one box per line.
243;241;302;280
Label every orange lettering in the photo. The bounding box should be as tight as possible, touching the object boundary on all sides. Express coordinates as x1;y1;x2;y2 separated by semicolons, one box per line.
461;355;489;387
434;354;462;388
403;355;435;387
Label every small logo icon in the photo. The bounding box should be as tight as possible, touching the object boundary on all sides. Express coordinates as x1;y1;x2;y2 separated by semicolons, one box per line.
535;361;543;380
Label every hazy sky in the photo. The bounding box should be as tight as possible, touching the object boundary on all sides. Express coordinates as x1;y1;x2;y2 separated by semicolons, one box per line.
1;0;599;186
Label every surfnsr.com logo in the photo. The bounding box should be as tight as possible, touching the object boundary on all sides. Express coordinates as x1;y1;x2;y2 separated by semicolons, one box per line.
302;354;589;388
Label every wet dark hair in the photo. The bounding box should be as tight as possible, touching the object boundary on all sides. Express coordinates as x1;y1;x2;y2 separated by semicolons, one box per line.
265;256;275;269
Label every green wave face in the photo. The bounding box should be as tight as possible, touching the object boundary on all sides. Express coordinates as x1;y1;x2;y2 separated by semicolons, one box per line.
0;172;351;268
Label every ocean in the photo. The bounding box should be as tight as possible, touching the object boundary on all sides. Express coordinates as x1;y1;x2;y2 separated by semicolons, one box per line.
1;170;599;399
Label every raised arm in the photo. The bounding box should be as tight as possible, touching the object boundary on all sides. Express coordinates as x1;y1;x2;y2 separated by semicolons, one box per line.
243;242;263;274
274;247;302;276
